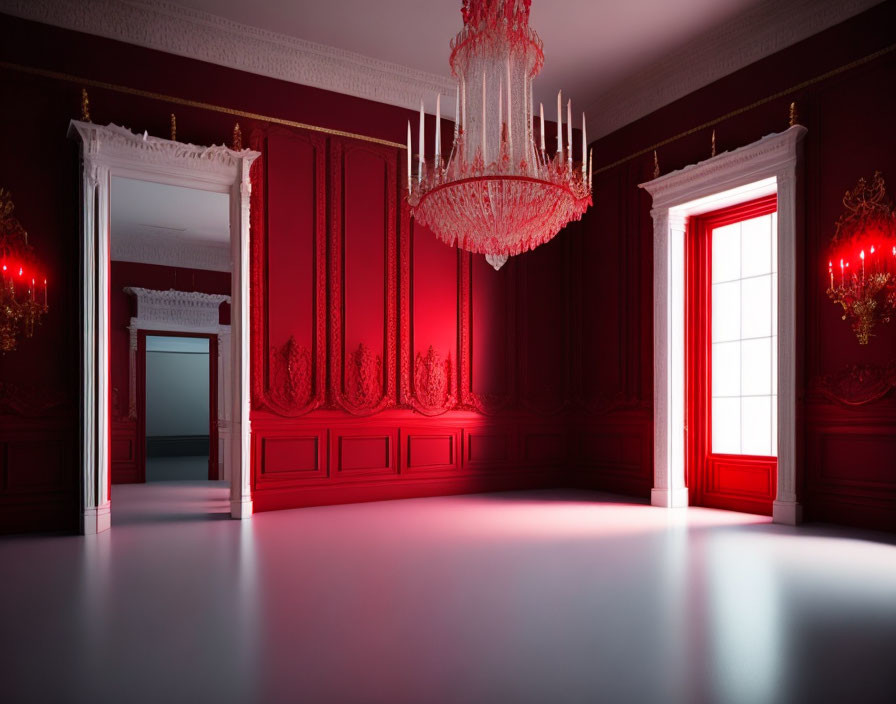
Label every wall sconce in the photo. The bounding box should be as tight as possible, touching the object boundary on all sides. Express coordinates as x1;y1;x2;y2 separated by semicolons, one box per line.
0;189;49;352
826;172;896;345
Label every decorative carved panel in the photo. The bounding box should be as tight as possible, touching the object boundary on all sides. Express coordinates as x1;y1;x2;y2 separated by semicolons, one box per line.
329;138;398;415
811;362;896;406
250;127;327;416
399;210;462;416
0;382;68;417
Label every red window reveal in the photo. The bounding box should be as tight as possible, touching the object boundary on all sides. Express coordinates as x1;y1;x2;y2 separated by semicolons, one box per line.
686;194;778;515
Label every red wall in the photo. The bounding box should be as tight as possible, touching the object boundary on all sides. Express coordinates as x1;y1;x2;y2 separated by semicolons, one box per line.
248;124;571;512
2;5;894;533
0;14;568;531
571;1;896;532
108;261;230;484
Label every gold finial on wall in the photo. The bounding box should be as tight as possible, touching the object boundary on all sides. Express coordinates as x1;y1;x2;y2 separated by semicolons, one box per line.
789;101;799;127
80;88;91;122
711;129;717;158
652;150;660;179
233;122;243;152
170;113;177;141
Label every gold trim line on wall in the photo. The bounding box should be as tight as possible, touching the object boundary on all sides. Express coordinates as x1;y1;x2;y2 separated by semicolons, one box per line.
1;41;894;160
0;61;406;150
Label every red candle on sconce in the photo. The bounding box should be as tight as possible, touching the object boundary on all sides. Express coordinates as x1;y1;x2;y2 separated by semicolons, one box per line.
828;261;833;289
43;278;48;308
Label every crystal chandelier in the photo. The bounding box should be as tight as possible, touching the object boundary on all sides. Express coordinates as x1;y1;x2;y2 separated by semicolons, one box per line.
825;172;896;345
0;189;49;353
407;0;592;270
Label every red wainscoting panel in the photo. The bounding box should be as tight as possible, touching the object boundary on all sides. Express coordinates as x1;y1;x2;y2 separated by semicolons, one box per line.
401;427;461;475
804;404;896;532
255;427;328;488
0;417;77;534
463;426;517;470
573;418;653;497
522;429;569;467
110;418;139;484
332;427;399;477
702;456;777;516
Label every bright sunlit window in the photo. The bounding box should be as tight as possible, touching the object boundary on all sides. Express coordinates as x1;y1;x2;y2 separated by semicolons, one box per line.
711;212;777;456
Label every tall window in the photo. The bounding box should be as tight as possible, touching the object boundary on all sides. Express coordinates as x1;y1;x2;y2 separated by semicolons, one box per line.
686;193;778;515
710;210;777;457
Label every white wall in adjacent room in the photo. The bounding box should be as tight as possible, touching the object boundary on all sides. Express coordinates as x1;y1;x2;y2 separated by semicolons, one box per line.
146;336;210;437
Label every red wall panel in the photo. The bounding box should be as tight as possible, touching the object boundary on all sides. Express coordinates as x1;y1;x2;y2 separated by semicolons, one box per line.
464;427;516;470
401;428;460;474
329;139;398;415
332;429;398;477
250;127;327;416
266;132;317;355
468;254;516;412
519;235;569;414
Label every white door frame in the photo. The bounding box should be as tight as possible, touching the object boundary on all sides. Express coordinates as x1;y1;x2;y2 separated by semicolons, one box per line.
68;121;260;533
639;125;807;525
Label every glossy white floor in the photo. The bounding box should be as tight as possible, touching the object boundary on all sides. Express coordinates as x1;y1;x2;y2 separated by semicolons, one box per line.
1;484;895;703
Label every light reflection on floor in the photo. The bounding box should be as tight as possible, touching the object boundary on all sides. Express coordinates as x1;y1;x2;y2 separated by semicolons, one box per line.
1;485;894;703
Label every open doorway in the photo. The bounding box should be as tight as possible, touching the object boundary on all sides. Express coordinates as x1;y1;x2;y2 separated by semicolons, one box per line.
141;333;217;482
108;174;231;520
71;120;258;533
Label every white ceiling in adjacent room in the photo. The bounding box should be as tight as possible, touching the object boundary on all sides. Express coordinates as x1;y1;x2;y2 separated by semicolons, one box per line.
110;177;231;271
0;0;882;137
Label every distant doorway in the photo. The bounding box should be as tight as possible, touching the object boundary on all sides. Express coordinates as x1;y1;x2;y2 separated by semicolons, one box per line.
138;331;218;483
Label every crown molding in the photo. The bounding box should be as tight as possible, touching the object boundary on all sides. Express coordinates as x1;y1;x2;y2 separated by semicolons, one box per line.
585;0;882;139
0;0;456;115
640;125;807;210
112;230;231;272
1;0;881;136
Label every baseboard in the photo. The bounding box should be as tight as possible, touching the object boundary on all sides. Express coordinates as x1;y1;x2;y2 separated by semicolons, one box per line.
773;499;803;525
146;435;209;457
651;487;689;508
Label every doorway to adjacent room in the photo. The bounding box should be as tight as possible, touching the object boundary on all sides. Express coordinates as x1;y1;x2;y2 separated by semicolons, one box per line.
141;332;217;482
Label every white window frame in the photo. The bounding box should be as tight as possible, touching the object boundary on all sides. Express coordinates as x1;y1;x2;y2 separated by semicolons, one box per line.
640;126;806;524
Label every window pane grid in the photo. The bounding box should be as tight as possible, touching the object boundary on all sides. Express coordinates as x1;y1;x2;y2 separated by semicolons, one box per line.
711;212;777;457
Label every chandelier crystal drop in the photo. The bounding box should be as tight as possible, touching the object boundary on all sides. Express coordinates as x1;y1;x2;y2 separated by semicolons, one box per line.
407;0;593;270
